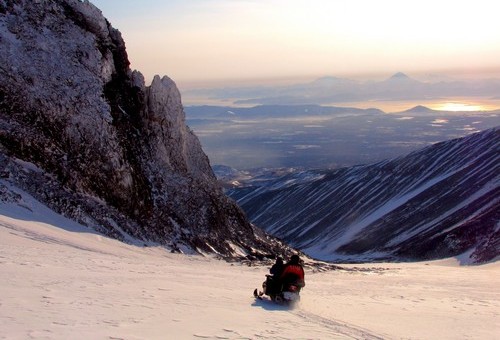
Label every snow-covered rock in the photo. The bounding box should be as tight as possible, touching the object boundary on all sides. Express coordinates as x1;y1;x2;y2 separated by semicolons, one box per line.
0;0;289;258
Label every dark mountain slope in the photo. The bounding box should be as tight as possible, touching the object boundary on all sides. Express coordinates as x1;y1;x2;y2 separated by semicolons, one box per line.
228;128;499;263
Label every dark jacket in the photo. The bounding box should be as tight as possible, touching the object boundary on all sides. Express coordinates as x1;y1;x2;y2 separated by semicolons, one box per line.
270;258;284;277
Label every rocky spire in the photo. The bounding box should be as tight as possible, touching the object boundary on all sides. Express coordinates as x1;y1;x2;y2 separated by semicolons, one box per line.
144;75;214;180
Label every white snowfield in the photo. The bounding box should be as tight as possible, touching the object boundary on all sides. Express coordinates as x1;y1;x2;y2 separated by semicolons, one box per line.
1;192;499;339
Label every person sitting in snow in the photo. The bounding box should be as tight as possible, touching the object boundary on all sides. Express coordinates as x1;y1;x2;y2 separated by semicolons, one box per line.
279;254;305;288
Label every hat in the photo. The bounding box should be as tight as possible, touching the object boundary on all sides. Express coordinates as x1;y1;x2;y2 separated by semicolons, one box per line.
290;254;300;264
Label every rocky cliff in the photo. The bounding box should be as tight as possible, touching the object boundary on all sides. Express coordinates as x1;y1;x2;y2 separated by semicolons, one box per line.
0;0;286;258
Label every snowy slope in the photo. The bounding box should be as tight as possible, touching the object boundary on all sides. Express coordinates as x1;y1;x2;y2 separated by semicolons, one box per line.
1;187;499;339
228;128;500;263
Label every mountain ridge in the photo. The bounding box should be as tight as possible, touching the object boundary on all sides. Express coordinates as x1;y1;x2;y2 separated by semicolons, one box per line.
185;72;500;106
227;127;500;264
386;72;413;81
402;105;436;113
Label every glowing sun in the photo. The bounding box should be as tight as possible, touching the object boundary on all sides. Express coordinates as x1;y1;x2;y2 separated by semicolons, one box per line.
435;103;484;112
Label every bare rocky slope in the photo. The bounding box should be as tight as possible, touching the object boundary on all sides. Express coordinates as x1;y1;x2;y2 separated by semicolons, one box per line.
0;0;289;258
228;128;499;264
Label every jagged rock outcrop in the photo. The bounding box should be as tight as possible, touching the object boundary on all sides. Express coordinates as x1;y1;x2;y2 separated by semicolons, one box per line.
0;0;289;258
228;128;500;264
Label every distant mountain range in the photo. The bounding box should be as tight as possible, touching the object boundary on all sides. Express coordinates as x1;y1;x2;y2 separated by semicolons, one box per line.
184;72;500;106
227;128;500;264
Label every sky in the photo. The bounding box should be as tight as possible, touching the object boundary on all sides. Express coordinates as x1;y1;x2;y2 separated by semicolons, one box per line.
89;0;500;87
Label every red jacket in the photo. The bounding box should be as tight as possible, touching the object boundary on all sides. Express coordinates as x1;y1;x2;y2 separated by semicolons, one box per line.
280;264;305;286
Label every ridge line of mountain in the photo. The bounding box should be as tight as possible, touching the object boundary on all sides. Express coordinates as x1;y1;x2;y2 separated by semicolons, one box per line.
226;127;500;264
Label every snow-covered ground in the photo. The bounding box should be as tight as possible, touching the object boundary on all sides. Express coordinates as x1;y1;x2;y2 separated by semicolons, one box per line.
1;189;499;339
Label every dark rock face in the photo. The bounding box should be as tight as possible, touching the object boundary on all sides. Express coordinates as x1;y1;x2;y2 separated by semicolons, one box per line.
0;0;287;258
228;128;500;264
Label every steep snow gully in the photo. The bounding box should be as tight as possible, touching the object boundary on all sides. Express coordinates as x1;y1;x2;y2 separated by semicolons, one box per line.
2;191;499;339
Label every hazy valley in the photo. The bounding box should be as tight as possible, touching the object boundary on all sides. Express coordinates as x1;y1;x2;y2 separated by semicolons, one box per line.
186;103;500;170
